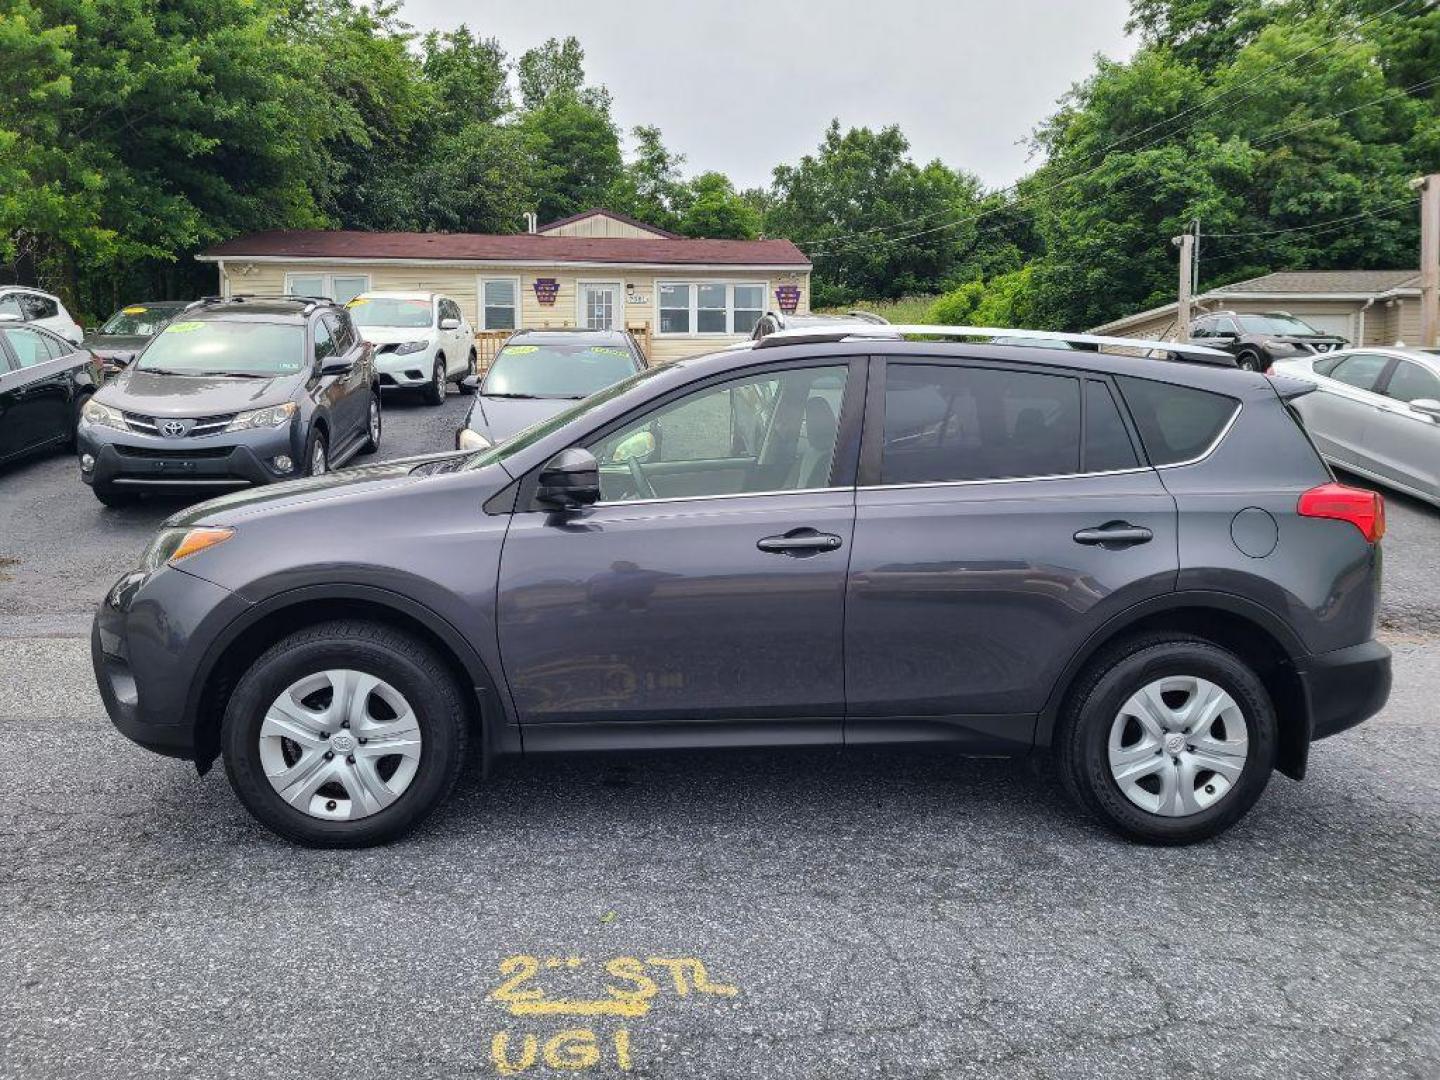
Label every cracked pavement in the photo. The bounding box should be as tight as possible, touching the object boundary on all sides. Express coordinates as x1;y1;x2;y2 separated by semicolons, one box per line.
2;391;1439;1079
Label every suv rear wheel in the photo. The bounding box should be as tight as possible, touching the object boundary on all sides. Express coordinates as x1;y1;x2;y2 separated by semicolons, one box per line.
220;621;469;847
1235;349;1263;372
1056;635;1276;844
423;357;446;406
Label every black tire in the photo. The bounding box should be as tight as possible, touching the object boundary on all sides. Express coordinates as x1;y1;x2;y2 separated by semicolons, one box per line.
1236;350;1263;372
457;350;478;395
221;620;469;847
302;425;328;476
1056;634;1277;845
92;483;137;507
359;391;381;454
423;357;446;406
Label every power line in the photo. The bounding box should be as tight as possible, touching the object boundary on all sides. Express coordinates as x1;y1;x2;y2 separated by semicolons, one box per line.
1203;196;1417;239
801;0;1421;258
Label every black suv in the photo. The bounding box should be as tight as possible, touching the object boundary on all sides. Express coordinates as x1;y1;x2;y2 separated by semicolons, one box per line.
76;295;380;506
1191;311;1348;371
93;326;1389;848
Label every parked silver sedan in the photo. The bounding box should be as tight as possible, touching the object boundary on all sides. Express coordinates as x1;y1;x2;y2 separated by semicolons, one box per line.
1272;346;1440;506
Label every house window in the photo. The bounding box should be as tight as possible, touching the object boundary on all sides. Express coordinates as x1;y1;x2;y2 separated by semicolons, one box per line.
480;277;519;330
284;273;370;304
656;281;769;336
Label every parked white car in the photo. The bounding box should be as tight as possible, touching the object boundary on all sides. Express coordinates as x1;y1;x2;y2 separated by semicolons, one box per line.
346;291;477;406
0;287;83;344
1272;345;1440;506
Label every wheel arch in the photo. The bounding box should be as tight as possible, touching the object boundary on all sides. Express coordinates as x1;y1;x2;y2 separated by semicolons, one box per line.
187;584;508;774
1037;591;1311;780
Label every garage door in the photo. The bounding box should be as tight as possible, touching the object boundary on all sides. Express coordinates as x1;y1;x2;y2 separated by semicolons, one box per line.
1300;313;1355;341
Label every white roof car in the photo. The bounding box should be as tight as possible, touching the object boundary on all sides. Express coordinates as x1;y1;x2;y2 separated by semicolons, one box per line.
0;287;83;344
345;292;476;406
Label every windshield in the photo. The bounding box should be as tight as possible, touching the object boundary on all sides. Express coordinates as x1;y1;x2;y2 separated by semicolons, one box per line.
464;365;668;471
483;342;641;398
1236;314;1322;336
99;305;183;337
136;319;306;376
347;297;433;329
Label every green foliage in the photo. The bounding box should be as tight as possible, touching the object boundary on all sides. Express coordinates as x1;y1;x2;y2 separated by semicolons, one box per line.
675;172;760;240
518;92;623;223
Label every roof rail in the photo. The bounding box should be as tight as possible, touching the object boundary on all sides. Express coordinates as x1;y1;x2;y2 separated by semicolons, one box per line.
845;310;890;324
752;324;1236;365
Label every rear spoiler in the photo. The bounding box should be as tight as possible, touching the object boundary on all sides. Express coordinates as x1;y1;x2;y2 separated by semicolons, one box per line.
1267;374;1317;402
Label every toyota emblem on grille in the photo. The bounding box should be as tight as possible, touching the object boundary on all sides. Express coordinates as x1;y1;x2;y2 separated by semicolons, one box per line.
162;420;188;438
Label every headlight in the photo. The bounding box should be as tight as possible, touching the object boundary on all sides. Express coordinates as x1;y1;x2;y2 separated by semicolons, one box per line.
457;427;492;451
82;400;126;429
393;340;429;355
140;526;234;570
225;402;298;431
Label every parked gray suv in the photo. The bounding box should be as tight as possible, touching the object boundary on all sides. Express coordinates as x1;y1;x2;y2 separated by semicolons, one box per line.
92;325;1391;847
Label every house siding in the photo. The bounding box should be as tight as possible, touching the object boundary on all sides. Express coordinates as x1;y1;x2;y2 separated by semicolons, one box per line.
217;262;811;362
1096;298;1419;347
539;217;668;239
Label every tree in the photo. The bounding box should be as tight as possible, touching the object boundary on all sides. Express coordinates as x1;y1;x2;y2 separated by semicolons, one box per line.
607;124;686;231
518;92;623;224
421;25;509;127
675;172;760;239
517;35;610;112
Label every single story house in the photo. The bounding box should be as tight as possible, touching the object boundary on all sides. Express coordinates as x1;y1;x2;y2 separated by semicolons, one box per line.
196;209;812;364
1091;269;1426;347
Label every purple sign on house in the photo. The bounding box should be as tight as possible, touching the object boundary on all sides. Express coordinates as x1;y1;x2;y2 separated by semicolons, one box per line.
775;284;801;313
533;278;560;306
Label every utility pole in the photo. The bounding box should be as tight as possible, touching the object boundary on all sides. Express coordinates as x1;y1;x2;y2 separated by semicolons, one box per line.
1173;233;1195;342
1416;174;1440;348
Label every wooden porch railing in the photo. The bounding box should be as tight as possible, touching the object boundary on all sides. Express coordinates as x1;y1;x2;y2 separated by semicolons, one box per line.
474;325;652;370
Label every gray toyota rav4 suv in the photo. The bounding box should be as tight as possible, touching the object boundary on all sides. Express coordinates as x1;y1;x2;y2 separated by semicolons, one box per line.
92;325;1391;848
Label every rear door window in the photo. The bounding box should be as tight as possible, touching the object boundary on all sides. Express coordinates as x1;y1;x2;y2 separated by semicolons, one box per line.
1326;353;1391;393
313;319;334;363
1084;380;1140;471
1;327;51;368
1381;359;1440;404
880;363;1081;484
1115;376;1238;466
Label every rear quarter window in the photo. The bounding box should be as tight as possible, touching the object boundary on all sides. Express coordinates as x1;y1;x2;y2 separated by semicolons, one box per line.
1115;376;1238;466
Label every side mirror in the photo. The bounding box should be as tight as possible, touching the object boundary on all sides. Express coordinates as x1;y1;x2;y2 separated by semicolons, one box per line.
84;326;97;335
536;448;600;509
439;317;460;331
462;373;481;392
608;429;656;463
1408;398;1440;419
319;354;353;375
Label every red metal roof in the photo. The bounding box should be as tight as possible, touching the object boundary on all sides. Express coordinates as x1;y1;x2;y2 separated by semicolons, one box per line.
199;230;810;268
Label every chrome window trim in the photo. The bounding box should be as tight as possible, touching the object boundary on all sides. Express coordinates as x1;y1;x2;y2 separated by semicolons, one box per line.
858;466;1151;493
591;485;852;510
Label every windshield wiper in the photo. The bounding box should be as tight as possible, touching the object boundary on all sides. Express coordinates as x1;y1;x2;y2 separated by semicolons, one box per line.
195;370;270;379
483;392;541;399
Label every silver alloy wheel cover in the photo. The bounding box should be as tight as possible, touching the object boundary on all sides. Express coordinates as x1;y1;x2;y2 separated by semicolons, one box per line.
312;439;327;475
435;361;445;395
259;669;423;820
368;398;380;442
1107;675;1249;817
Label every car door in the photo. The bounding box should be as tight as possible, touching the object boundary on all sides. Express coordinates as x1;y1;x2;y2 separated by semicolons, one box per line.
0;335;21;461
1364;356;1440;495
844;357;1179;752
0;325;71;455
495;358;864;747
320;312;368;448
1296;352;1395;466
442;299;468;372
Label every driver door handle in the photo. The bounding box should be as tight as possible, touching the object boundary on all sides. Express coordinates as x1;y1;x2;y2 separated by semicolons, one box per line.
1073;523;1153;547
757;528;843;555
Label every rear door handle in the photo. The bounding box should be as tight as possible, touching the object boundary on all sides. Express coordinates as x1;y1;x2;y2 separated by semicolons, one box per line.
757;528;844;555
1073;523;1153;547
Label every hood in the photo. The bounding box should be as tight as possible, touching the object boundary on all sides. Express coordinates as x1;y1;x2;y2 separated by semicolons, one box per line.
467;395;574;443
82;333;149;357
96;367;298;417
358;326;436;347
164;450;476;528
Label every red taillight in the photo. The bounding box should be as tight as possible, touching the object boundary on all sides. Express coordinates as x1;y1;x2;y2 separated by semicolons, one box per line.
1264;364;1274;375
1297;483;1385;543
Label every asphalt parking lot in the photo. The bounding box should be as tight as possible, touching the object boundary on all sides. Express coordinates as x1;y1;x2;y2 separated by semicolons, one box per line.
2;389;1439;1079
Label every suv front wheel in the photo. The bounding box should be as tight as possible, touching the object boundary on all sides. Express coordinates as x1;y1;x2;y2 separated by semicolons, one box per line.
1057;635;1277;844
221;621;469;847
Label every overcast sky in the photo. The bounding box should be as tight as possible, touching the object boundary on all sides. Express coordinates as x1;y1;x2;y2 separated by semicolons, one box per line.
398;0;1135;192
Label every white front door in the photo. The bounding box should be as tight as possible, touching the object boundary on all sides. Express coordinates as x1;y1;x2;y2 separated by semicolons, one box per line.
579;283;622;330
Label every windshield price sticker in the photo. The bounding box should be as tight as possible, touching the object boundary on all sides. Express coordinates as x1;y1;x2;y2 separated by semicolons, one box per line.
122;306;148;314
164;321;204;334
504;345;539;356
486;954;737;1074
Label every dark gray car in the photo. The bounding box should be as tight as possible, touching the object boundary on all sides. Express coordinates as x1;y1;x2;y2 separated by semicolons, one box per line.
82;300;195;375
455;328;647;451
92;326;1390;848
77;295;381;506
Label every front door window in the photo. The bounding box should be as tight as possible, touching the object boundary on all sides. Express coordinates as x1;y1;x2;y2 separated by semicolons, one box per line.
581;284;620;331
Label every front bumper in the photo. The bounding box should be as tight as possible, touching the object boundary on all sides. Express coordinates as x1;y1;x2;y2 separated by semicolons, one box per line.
93;564;250;762
1297;639;1392;741
375;348;436;387
78;418;301;489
